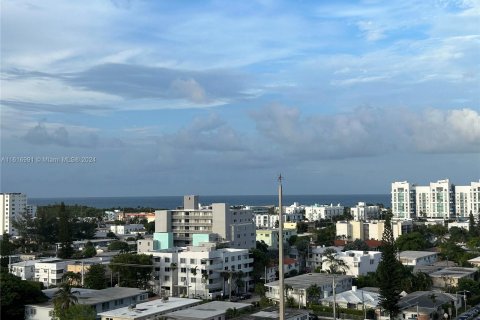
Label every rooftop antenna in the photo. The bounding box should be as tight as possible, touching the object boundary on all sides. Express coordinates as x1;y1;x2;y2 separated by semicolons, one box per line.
278;174;285;320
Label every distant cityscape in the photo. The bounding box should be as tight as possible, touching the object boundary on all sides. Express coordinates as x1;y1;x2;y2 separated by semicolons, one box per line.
1;178;479;320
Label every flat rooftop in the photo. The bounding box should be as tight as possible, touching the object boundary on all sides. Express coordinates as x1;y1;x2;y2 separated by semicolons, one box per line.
98;297;201;319
165;301;251;319
399;251;437;259
235;307;308;320
430;267;478;278
265;273;351;290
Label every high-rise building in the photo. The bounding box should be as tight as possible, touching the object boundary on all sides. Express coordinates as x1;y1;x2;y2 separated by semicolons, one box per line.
392;179;479;220
0;193;28;236
155;195;256;249
391;182;416;219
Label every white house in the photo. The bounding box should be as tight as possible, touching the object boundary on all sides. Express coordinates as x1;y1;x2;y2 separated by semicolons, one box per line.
306;246;342;272
321;286;380;310
265;273;352;307
398;251;438;266
321;250;382;277
165;301;252;320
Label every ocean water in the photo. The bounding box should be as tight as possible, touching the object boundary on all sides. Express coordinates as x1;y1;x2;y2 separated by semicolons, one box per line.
29;194;390;210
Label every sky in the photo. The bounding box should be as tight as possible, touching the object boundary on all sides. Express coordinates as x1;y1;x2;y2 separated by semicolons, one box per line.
1;0;479;198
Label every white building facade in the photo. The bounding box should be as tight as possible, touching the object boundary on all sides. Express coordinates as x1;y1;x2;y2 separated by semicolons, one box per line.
148;245;253;299
34;259;71;287
0;193;28;236
351;202;380;221
304;204;344;221
393;179;479;220
321;251;382;277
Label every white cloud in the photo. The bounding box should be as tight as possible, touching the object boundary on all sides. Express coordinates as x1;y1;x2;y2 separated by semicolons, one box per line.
357;20;385;41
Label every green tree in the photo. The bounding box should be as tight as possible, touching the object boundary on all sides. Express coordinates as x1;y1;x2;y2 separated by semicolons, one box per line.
108;240;130;252
58;203;74;259
62;271;82;287
449;227;468;243
377;214;402;318
82;241;97;258
250;241;270;282
0;271;48;320
62;304;97;320
11;211;38;253
343;239;369;251
468;212;478;237
109;253;152;289
296;221;308;234
396;232;430;251
53;282;79;320
457;278;480;296
191;266;198;297
306;284;321;306
84;264;107;289
316;225;335;246
0;233;14;268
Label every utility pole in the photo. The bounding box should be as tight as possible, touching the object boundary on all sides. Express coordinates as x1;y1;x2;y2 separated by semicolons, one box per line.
332;275;336;320
278;175;285;320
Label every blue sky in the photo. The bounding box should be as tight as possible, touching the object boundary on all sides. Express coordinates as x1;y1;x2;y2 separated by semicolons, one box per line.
1;0;479;197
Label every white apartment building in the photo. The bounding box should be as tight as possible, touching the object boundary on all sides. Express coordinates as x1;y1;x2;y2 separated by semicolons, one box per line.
304;204;344;221
147;244;253;299
398;251;438;266
351;202;380;221
455;181;480;218
284;202;305;214
321;250;382;277
0;192;28;236
392;182;416;219
10;259;37;281
393;179;478;220
156;196;256;249
110;224;145;235
34;258;71;287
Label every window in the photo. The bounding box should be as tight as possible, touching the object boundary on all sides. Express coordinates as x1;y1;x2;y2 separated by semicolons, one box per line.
190;259;196;264
180;258;186;263
165;257;170;263
225;257;229;262
164;275;170;281
181;268;187;273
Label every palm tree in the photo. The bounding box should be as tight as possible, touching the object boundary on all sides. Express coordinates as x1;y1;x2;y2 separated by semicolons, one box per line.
170;262;177;297
306;284;321;307
53;282;79;319
190;266;198;298
220;271;231;298
322;248;349;274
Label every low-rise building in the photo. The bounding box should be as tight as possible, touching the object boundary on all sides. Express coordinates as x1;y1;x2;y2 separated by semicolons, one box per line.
396;291;461;320
305;204;344;221
321;250;382;277
468;256;480;267
306;246;342;272
430;267;478;288
110;224;145;235
447;221;470;231
265;273;352;307
236;307;309;320
141;243;253;299
351;202;380;221
98;297;201;320
165;301;252;320
25;287;148;320
398;251;438;266
321;286;380;310
34;258;71;287
256;228;297;250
